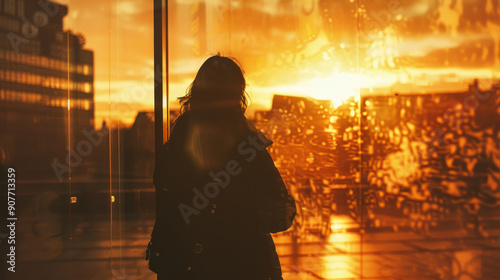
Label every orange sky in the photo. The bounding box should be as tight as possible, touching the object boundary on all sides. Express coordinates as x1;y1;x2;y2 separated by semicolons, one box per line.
61;0;500;129
61;0;156;129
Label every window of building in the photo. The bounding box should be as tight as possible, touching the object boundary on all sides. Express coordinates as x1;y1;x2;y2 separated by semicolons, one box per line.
83;82;91;93
83;64;89;75
82;99;90;110
41;57;48;68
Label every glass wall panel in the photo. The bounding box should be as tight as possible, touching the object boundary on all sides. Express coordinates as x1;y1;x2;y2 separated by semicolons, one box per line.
167;0;499;279
357;1;500;279
1;0;156;279
2;0;499;279
168;0;362;279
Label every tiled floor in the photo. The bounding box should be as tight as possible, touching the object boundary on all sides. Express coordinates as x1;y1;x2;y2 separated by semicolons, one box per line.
8;213;500;280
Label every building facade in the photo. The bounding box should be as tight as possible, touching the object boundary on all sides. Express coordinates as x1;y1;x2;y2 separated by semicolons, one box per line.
0;0;94;180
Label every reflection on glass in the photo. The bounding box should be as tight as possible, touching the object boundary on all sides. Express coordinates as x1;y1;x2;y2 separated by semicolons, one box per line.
1;0;499;279
167;0;499;279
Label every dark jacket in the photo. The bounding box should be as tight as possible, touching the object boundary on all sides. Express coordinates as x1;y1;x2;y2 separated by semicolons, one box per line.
149;111;296;280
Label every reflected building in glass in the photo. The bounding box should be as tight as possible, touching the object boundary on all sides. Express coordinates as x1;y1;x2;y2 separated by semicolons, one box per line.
0;0;94;180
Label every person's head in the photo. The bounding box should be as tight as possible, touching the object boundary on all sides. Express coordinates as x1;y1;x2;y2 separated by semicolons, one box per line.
179;54;248;115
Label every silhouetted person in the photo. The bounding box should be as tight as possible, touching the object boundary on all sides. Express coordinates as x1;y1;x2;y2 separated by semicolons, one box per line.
148;54;296;280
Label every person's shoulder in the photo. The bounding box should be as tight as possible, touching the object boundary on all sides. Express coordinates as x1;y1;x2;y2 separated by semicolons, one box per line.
163;112;191;151
243;117;273;148
170;112;193;135
172;111;191;127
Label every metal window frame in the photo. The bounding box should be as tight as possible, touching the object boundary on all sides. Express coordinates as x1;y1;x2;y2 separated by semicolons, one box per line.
154;0;168;160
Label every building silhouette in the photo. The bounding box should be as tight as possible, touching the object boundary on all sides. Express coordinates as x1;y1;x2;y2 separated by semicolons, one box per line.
0;0;94;180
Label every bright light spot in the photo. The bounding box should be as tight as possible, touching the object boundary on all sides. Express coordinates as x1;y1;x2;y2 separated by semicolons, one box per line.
116;1;138;15
251;69;400;109
330;223;343;232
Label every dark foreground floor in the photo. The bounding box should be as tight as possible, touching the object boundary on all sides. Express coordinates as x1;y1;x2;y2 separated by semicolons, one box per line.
5;214;500;280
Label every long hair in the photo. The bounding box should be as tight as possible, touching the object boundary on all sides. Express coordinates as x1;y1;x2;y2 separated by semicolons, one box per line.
178;54;248;115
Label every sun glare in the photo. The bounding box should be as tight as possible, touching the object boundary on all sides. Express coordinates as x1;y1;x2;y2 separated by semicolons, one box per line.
251;69;401;109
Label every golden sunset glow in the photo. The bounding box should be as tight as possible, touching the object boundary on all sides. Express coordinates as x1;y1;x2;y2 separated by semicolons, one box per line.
3;1;500;279
60;0;499;128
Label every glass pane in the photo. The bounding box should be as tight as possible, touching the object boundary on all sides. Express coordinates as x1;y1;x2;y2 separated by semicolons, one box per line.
2;0;499;279
1;0;156;279
358;1;500;279
168;0;499;279
168;0;362;279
